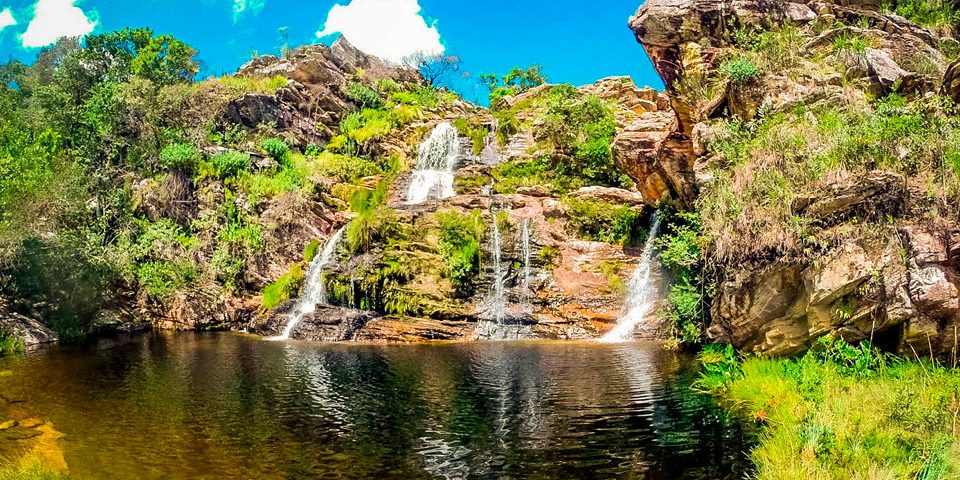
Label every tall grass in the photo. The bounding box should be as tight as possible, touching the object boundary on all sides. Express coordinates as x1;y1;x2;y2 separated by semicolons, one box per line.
705;339;960;480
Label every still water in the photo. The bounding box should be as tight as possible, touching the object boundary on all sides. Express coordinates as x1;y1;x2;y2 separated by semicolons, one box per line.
0;333;752;479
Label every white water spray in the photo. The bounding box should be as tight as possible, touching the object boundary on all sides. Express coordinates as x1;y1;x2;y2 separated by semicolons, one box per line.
406;122;460;205
489;213;506;324
270;225;347;341
521;219;532;289
600;213;662;343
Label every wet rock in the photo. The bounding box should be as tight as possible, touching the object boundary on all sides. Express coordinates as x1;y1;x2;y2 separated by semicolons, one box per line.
290;306;379;342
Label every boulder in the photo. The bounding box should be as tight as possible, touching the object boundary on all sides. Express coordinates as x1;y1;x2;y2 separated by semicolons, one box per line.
0;308;57;347
569;186;646;206
290;306;379;342
792;171;906;225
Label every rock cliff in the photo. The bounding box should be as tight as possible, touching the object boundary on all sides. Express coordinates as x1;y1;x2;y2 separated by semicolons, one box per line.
628;0;960;355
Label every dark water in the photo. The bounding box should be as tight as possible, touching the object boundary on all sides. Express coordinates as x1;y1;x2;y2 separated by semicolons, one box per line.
0;333;752;479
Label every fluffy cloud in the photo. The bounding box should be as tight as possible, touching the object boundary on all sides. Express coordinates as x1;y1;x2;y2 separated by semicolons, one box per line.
317;0;443;63
233;0;266;22
21;0;96;48
0;8;16;33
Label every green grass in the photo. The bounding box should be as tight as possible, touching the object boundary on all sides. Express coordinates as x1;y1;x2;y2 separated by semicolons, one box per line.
705;339;960;480
562;197;646;246
0;333;23;356
0;457;66;480
261;264;304;310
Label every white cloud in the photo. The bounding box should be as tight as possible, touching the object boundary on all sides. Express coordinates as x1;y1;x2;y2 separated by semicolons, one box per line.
317;0;443;63
21;0;96;48
0;8;16;33
233;0;266;22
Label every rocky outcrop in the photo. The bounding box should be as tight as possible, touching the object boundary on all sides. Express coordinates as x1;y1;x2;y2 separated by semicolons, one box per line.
628;0;960;355
0;306;57;347
224;37;422;146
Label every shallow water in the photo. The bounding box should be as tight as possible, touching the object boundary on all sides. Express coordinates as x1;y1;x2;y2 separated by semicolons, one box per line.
0;333;752;479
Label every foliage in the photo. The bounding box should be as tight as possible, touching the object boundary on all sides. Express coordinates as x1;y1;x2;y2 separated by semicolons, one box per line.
435;209;485;292
657;211;706;344
158;143;201;171
712;340;960;479
452;118;490;155
343;81;384;109
481;65;547;107
696;343;740;392
261;263;304;310
346;180;402;254
206;151;250;179
0;455;66;480
0;333;23;356
698;94;960;270
259;138;290;164
719;58;761;84
535;85;631;188
213;74;287;94
562;198;645;246
885;0;959;28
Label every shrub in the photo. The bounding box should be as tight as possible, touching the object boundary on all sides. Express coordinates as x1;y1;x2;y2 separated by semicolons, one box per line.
315;151;382;183
0;333;23;356
158;143;201;171
135;260;197;301
886;0;959;28
261;264;304;310
343;81;383;109
452;118;490;155
435;209;485;291
563;198;645;245
696;343;740;392
259;138;289;164
719;58;761;84
208;150;250;179
657;211;706;343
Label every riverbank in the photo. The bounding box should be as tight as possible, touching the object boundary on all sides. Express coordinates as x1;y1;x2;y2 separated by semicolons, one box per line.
702;338;960;479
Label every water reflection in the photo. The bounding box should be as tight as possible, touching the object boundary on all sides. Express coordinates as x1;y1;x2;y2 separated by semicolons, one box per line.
0;333;751;479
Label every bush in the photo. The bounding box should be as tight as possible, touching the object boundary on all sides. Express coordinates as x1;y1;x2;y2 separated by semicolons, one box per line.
452;118;490;156
208;151;250;179
657;211;706;343
259;138;289;164
343;81;384;109
261;264;304;310
720;58;761;84
158;143;201;171
0;333;23;356
135;260;197;301
886;0;959;28
435;209;485;291
563;198;645;245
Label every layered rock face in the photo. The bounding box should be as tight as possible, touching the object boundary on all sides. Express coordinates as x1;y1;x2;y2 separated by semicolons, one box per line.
628;0;960;355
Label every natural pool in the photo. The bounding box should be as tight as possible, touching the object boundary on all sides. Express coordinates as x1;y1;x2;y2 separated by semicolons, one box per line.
0;333;752;479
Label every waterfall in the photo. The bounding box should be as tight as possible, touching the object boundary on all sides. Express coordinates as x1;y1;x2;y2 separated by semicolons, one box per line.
406;122;460;205
489;213;506;324
600;213;662;343
270;225;347;341
521;219;532;289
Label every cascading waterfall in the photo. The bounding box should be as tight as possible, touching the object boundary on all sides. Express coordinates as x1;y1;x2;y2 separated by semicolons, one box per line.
270;225;348;341
521;219;532;289
489;213;507;324
600;213;662;343
406;122;460;205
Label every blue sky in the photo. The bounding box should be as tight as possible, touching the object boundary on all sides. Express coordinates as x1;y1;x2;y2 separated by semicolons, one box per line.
0;0;663;103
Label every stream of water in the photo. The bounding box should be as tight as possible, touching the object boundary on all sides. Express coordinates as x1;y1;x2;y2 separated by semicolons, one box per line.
0;333;752;479
272;225;347;341
406;122;460;205
602;213;663;343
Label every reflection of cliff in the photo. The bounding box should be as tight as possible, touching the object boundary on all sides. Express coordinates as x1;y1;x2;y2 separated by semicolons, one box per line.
0;334;749;478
